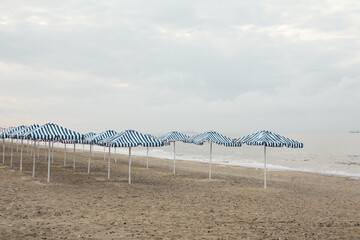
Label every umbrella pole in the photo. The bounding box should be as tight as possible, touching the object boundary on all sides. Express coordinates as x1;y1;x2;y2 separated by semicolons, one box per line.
10;139;13;168
209;142;212;179
128;147;132;184
108;146;111;180
73;143;76;171
37;141;40;159
20;139;23;171
173;142;176;174
64;143;67;166
264;145;267;189
32;140;36;178
88;145;91;174
47;141;51;183
52;142;54;163
146;147;149;169
27;139;29;155
83;144;85;157
115;148;117;163
104;146;105;161
2;138;5;164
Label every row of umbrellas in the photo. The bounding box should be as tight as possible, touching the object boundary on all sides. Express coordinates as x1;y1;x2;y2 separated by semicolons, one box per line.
0;123;303;188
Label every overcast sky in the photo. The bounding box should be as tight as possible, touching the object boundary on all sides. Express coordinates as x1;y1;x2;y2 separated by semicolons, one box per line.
1;1;359;134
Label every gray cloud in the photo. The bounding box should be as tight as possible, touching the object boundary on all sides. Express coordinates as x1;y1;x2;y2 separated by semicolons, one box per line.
1;0;359;133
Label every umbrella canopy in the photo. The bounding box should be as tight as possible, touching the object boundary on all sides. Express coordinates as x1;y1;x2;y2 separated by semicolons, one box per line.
234;130;303;189
234;130;303;148
85;130;117;144
25;122;83;141
78;132;96;144
107;129;165;148
10;124;40;139
158;131;190;143
1;125;26;138
188;131;241;147
0;127;14;135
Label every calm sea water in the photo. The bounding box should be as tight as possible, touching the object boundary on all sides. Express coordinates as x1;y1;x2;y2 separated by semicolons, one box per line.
90;133;360;179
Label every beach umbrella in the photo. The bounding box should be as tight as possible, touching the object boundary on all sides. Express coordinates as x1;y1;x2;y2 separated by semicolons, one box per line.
102;129;165;184
234;130;303;189
1;125;26;166
25;122;83;183
187;131;241;179
10;124;40;172
85;130;117;174
158;131;190;174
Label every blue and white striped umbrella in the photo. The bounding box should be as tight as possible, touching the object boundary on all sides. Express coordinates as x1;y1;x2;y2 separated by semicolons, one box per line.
101;129;165;184
1;125;26;138
188;131;241;147
187;131;241;179
1;125;26;166
26;122;83;142
157;131;190;174
85;130;117;144
10;124;40;139
234;130;303;148
158;131;190;143
234;130;303;189
107;129;165;148
78;132;96;144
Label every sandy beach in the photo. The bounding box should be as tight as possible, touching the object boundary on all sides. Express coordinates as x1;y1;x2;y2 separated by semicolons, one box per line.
0;143;359;239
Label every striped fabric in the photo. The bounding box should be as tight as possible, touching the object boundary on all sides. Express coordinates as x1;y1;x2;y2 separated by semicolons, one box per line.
187;131;241;147
85;130;117;144
0;127;14;134
77;132;96;144
26;122;83;141
234;130;303;148
157;131;190;143
10;124;40;139
104;129;165;148
0;125;26;138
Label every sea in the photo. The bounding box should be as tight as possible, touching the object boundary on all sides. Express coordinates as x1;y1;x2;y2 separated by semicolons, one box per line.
90;133;360;179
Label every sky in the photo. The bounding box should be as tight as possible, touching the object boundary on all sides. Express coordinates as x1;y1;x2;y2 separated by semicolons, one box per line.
1;0;360;135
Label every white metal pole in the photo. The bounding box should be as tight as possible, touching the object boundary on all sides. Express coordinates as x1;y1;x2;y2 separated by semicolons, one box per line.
30;138;33;157
146;147;149;169
104;146;106;161
10;138;13;168
16;139;19;152
51;142;54;163
114;147;117;163
47;141;51;183
27;139;29;155
38;141;40;159
209;142;212;179
2;138;5;164
73;143;76;171
264;145;267;189
20;139;23;171
32;140;36;178
108;146;111;180
64;143;67;166
128;147;132;184
83;144;85;157
44;141;47;162
88;145;91;174
173;142;176;174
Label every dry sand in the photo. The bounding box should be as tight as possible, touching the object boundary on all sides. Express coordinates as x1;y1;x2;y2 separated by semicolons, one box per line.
0;143;359;239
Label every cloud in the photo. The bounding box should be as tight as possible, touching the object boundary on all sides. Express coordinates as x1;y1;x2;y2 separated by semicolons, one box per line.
0;1;359;133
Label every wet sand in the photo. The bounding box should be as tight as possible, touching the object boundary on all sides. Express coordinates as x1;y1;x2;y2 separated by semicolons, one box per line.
0;142;359;239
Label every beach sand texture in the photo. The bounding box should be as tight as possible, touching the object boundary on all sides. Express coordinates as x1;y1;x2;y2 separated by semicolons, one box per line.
0;143;359;239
